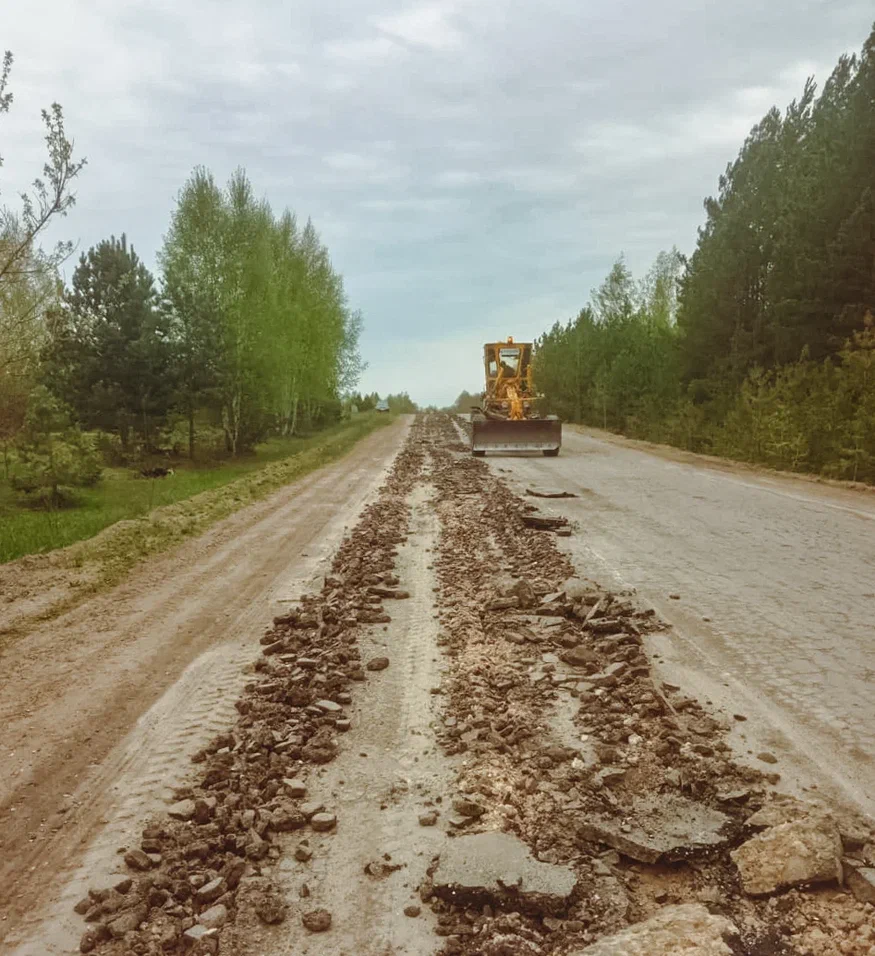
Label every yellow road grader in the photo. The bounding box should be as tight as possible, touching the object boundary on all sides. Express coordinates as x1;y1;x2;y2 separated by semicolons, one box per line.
470;337;562;457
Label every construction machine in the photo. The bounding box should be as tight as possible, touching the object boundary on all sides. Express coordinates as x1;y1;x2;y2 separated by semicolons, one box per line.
470;337;561;457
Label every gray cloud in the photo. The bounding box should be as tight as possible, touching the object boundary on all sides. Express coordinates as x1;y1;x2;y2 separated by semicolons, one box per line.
4;0;873;404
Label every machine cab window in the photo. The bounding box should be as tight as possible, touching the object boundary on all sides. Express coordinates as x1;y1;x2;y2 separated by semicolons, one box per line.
499;348;520;376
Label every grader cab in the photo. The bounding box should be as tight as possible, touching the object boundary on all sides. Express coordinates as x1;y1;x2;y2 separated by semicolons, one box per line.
470;338;561;457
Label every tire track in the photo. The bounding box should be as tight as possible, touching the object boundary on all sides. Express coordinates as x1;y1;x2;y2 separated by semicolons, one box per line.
4;422;409;953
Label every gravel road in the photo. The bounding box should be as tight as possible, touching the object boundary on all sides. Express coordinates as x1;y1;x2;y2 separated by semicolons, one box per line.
489;426;875;819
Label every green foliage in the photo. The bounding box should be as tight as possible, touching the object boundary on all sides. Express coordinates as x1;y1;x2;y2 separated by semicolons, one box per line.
0;413;389;567
385;392;418;413
448;390;479;412
537;23;875;485
160;167;363;457
0;51;86;292
9;387;101;507
678;28;875;380
535;250;684;437
43;235;173;450
350;392;379;412
1;50;84;464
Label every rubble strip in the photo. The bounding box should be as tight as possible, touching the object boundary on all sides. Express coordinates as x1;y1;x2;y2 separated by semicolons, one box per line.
423;412;875;956
73;419;430;955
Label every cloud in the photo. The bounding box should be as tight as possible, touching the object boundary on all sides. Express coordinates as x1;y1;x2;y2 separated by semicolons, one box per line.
324;36;400;62
376;2;464;50
2;0;873;406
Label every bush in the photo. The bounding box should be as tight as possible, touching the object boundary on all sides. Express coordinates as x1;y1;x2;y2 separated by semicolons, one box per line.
10;387;102;508
163;415;229;460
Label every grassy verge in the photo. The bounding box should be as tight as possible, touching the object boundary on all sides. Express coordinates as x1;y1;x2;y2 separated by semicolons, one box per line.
0;413;396;639
0;414;391;564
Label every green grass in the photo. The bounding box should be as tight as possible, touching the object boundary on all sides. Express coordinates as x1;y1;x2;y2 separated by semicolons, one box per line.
0;414;392;564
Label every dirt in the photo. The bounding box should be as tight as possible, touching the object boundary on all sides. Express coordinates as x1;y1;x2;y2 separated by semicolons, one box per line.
4;413;875;956
0;417;409;951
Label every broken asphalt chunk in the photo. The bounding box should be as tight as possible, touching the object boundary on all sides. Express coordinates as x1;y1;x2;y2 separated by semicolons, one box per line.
574;903;738;955
731;816;843;895
432;830;576;916
578;794;731;864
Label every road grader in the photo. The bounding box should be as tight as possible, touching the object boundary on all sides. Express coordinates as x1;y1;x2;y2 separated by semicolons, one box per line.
470;337;562;457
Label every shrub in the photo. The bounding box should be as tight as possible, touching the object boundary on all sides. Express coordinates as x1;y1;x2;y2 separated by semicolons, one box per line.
10;387;102;507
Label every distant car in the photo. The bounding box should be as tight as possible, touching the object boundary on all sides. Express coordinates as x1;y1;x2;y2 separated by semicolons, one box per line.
375;400;390;412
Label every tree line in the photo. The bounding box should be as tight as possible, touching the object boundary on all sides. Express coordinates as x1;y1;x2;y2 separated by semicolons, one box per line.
45;169;363;459
349;391;417;413
1;53;365;504
535;23;875;482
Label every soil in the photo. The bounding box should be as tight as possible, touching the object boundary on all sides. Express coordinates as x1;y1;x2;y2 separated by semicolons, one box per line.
0;418;409;951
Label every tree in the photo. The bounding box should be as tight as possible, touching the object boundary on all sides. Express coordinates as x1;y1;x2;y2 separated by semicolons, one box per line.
160;166;365;454
1;51;86;369
450;389;478;412
386;392;417;413
0;51;85;459
9;385;101;507
159;167;226;458
44;235;173;449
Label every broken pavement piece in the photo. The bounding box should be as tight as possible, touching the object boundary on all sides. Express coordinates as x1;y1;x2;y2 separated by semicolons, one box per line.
526;487;577;498
578;794;730;864
302;909;332;932
521;514;568;531
452;797;486;818
731;816;843;895
503;577;537;609
195;877;226;904
123;849;153;871
843;860;875;905
167;798;196;821
107;903;149;938
183;925;219;946
431;830;576;916
198;904;228;930
574;903;737;955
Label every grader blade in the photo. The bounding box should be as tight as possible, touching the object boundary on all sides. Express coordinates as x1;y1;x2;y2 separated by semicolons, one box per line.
471;417;561;457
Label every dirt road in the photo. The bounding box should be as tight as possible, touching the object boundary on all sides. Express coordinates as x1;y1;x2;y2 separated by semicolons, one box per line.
3;414;874;956
487;426;875;819
0;417;410;951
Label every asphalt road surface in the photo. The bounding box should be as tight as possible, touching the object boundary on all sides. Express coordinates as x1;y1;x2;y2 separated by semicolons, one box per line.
487;425;875;819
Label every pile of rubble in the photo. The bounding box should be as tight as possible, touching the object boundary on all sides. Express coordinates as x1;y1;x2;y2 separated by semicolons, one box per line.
70;414;875;955
73;424;429;954
422;413;875;956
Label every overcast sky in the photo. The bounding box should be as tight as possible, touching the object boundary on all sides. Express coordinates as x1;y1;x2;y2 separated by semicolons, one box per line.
4;1;873;406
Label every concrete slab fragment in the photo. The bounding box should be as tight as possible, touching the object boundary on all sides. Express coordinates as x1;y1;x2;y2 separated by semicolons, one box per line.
432;830;576;916
579;794;731;864
574;903;737;955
